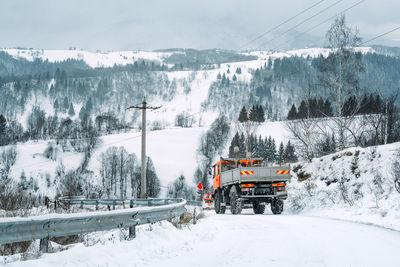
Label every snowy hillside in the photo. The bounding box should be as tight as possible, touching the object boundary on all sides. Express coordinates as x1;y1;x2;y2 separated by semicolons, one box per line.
6;119;292;197
2;47;375;69
288;142;400;230
1;49;173;68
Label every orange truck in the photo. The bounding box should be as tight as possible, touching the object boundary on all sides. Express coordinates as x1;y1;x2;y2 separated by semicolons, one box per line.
211;158;291;215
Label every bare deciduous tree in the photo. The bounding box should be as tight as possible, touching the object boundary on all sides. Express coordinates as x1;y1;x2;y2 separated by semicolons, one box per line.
319;15;364;150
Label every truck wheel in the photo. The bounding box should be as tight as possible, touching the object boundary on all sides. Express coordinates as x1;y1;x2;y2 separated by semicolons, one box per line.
215;190;222;214
395;178;400;193
220;205;226;214
229;186;242;215
271;199;284;215
253;202;265;214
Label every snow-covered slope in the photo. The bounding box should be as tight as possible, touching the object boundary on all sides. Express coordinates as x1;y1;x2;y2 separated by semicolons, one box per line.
2;47;374;68
1;49;172;68
243;46;374;61
288;142;400;230
7;119;292;197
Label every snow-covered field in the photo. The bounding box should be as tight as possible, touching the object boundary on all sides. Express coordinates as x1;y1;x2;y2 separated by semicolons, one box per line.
5;210;400;267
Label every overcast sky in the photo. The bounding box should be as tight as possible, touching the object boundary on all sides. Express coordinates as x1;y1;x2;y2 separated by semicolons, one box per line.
0;0;399;51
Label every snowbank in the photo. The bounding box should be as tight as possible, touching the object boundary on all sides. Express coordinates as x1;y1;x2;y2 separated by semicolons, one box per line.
287;142;400;231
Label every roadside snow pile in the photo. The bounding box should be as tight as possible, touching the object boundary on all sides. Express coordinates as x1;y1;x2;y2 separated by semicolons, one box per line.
287;142;400;230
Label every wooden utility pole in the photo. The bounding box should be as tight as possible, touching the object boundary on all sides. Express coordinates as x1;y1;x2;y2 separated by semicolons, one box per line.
127;99;161;198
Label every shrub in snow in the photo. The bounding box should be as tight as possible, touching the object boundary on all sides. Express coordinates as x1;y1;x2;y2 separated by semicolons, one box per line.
151;120;165;131
43;142;59;161
167;174;196;200
0;146;17;169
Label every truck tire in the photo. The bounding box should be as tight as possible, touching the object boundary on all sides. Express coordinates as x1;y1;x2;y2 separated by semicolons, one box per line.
229;186;242;215
271;198;284;215
395;178;400;193
252;202;265;214
220;205;226;214
215;190;222;214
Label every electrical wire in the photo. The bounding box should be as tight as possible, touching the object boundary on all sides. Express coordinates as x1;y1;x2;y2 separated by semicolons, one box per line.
238;0;327;50
271;0;366;51
257;0;345;50
360;26;400;45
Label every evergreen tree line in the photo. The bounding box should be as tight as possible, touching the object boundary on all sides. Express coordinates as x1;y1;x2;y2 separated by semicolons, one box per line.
228;132;297;164
287;93;395;120
238;105;265;123
287;98;333;120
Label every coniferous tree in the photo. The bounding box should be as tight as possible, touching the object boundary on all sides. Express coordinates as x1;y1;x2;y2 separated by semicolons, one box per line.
63;97;69;111
229;132;241;158
53;99;59;111
373;94;382;113
359;93;369;114
238;106;248;122
287;104;298;120
239;133;246;157
323;99;333;117
79;106;88;121
267;57;272;69
68;103;75;117
297;100;308;119
277;142;284;165
271;139;277;162
85;98;93;113
0;114;6;145
258;105;265;123
232;74;237;81
249;105;257;122
284;141;297;163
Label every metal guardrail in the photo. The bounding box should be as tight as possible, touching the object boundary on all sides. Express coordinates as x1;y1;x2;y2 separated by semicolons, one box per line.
57;197;190;210
186;200;202;206
0;198;186;253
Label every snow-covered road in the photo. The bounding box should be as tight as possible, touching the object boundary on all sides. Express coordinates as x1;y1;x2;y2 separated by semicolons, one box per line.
8;210;400;267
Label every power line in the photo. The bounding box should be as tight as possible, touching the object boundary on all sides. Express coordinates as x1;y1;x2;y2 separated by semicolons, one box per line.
360;26;400;45
271;0;366;51
238;0;327;50
257;0;345;50
127;99;161;199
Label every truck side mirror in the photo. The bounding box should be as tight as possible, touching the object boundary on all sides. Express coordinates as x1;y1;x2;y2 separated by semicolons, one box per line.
208;168;212;175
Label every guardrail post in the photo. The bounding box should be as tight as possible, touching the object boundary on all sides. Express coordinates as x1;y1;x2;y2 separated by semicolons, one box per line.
95;200;99;211
123;201;126;209
130;199;133;208
148;199;152;206
164;199;168;205
80;200;83;209
40;237;49;253
129;225;136;239
193;208;197;224
113;200;116;210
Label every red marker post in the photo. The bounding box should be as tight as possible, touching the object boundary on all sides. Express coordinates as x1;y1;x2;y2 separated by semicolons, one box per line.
197;183;203;202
